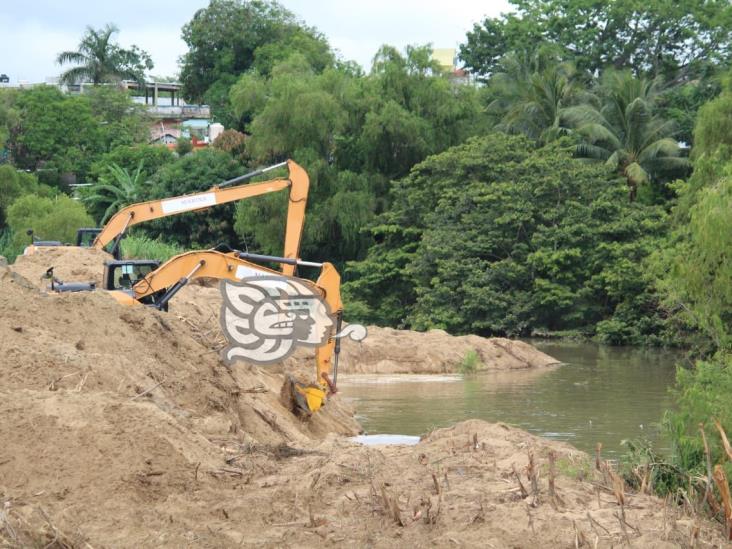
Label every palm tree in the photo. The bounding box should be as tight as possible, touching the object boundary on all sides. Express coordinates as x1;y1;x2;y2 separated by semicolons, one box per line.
487;48;591;143
565;71;688;200
57;24;152;86
84;161;145;224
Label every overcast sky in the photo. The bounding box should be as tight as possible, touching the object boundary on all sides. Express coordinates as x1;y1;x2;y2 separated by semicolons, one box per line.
0;0;511;83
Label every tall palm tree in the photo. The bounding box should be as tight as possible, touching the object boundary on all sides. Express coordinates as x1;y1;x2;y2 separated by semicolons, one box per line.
84;161;145;224
565;71;688;200
487;48;591;143
57;24;152;85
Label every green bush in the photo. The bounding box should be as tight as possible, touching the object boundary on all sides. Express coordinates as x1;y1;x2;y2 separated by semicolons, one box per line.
7;193;94;249
120;235;183;262
459;349;481;374
664;356;732;474
0;166;51;227
144;148;244;248
175;138;193;156
595;319;639;346
0;228;22;263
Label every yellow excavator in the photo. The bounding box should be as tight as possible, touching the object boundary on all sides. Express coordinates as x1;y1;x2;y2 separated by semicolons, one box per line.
44;160;343;415
25;159;308;265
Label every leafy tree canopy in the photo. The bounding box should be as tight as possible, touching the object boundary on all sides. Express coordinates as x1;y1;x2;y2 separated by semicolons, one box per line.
345;134;668;343
228;47;487;266
57;23;153;85
142;148;245;248
7;193;94;250
180;0;332;125
7;86;150;187
460;0;732;85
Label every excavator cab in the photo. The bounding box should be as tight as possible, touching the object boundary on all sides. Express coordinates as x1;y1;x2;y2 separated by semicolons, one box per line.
76;228;102;247
103;260;160;292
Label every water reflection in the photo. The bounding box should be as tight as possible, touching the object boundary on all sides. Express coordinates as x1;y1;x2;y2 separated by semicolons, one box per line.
340;341;679;457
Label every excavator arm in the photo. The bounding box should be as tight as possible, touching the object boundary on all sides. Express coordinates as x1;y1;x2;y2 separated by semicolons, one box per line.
94;160;309;275
108;249;342;412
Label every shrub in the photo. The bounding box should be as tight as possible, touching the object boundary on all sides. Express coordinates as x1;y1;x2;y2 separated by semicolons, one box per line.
459;349;481;374
175;137;193;156
120;234;183;262
7;193;94;249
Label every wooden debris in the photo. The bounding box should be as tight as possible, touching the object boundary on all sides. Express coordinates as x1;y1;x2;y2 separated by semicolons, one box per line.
714;419;732;462
713;464;732;540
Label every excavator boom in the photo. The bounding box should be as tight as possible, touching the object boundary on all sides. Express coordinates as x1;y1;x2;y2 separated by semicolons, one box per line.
94;160;309;275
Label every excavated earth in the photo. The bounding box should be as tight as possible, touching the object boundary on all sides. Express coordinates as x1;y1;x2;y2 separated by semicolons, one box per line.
1;248;729;547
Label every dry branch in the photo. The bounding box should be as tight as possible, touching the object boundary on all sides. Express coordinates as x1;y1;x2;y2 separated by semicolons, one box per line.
713;465;732;540
714;419;732;462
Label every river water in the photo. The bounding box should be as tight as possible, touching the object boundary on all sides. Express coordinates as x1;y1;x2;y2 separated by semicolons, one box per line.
340;341;679;457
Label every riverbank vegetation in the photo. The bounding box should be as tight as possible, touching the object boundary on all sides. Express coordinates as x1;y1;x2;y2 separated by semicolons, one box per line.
0;0;731;528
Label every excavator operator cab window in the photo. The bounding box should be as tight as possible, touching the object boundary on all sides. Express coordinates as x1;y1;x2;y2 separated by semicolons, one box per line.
76;228;102;247
104;261;159;291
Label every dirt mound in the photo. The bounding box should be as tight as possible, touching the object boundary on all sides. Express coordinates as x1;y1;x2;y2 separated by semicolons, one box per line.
338;326;559;374
2;411;726;547
10;247;559;375
0;264;360;446
0;249;728;546
12;246;111;287
172;286;560;374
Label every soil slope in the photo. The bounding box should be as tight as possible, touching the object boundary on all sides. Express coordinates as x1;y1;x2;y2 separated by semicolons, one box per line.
1;249;728;547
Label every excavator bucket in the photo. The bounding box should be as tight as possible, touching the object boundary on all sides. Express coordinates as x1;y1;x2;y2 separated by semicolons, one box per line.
280;375;327;416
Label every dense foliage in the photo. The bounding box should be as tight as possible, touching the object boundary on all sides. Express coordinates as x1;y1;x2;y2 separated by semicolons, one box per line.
647;83;732;479
3;86;148;187
228;46;486;266
142;148;245;248
344;134;668;343
56;24;153;85
179;0;332;126
460;0;732;84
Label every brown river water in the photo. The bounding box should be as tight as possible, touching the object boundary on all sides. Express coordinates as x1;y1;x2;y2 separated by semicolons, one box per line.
340;341;679;457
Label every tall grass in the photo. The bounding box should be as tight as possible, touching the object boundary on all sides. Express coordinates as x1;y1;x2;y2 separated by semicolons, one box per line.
120;235;183;262
0;228;22;263
459;349;482;374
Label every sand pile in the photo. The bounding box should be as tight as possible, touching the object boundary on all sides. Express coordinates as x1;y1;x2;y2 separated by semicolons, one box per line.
0;261;360;446
2;410;726;547
14;247;560;375
170;286;560;375
1;248;729;546
12;246;111;287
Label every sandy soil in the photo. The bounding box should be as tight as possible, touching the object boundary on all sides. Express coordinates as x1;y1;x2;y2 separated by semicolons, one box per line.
12;247;560;375
2;248;729;547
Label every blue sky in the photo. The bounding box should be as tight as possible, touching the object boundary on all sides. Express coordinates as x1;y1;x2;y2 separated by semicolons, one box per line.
0;0;510;83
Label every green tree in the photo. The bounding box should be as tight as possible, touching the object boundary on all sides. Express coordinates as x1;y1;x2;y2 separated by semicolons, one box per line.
485;48;591;143
228;47;486;266
87;144;174;183
650;86;732;478
83;86;149;149
142;148;244;248
345;134;668;340
460;0;732;84
9;87;103;186
57;24;153;85
84;161;146;224
7;193;93;248
180;0;332;124
567;71;688;200
0;88;19;152
0;167;48;227
212;129;248;162
8;86;150;186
